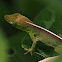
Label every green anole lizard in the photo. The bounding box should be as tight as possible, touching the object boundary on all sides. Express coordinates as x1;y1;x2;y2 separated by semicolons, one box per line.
4;13;62;55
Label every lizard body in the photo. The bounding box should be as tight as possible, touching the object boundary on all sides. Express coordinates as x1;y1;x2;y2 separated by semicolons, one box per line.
4;13;62;54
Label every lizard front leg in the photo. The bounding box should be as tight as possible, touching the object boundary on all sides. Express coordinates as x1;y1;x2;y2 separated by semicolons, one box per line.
24;40;37;55
23;32;39;55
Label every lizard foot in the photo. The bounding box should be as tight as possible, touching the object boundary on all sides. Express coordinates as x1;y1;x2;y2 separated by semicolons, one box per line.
22;44;33;55
24;48;33;55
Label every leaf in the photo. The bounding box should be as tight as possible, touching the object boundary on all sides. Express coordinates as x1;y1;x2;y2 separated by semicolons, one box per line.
34;8;56;29
53;55;62;62
0;28;8;62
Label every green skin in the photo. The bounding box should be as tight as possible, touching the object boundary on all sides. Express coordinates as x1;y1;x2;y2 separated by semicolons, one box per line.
4;13;62;55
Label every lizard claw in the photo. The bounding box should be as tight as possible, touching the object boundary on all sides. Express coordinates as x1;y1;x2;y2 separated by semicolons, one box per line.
24;48;33;55
22;44;33;55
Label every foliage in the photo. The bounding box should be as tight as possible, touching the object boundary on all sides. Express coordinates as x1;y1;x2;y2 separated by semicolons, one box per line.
0;0;62;62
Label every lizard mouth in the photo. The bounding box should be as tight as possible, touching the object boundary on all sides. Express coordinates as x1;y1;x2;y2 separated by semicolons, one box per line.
4;15;14;24
4;15;10;22
4;15;10;20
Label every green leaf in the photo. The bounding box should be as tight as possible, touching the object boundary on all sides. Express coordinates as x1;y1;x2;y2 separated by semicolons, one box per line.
0;28;8;62
34;8;56;29
53;55;62;62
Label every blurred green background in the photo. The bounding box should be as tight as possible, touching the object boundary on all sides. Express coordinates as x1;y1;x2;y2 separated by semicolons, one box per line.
0;0;62;62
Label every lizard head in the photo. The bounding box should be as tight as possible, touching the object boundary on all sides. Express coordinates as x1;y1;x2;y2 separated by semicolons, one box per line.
4;13;21;25
4;13;33;31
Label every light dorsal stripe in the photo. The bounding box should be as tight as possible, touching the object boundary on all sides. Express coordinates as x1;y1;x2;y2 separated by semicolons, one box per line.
25;21;62;40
